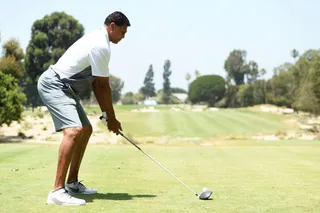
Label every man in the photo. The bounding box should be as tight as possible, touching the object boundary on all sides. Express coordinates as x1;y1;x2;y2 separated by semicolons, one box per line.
37;11;130;206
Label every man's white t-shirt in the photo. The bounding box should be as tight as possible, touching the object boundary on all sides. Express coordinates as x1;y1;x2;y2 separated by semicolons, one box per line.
51;26;111;79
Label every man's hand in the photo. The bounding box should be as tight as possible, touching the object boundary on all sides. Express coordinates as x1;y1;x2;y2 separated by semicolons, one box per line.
107;118;122;135
100;114;122;135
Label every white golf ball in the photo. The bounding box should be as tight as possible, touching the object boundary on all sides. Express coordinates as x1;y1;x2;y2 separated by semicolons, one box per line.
202;187;208;192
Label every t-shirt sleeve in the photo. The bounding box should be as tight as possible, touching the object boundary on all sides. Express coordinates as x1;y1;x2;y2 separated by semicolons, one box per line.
88;47;110;77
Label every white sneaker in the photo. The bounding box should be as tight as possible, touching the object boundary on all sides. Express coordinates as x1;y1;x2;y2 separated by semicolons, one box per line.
46;188;86;206
65;180;98;195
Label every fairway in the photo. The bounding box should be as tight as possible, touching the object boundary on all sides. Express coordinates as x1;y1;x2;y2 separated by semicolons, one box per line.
1;142;320;213
102;106;297;139
7;105;304;145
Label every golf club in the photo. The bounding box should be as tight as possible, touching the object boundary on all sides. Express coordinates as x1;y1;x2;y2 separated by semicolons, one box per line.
118;131;212;200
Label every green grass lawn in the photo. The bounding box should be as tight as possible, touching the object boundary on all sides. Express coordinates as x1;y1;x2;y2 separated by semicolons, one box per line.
25;105;298;139
98;105;298;138
1;142;320;213
3;105;319;212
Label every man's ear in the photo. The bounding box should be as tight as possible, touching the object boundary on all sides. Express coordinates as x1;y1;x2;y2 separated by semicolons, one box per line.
110;22;116;31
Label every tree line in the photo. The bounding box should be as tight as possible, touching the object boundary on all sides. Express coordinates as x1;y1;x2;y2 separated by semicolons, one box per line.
216;48;320;114
1;11;319;127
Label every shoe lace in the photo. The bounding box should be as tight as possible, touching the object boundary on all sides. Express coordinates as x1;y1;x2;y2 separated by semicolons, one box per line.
78;180;87;191
61;190;73;200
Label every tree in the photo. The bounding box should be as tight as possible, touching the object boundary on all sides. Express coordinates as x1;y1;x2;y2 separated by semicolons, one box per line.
225;85;239;108
0;56;24;79
292;49;319;88
157;87;187;94
266;64;295;107
162;59;172;104
291;49;299;63
252;79;267;105
0;72;26;126
188;75;226;107
0;38;26;125
171;87;187;93
293;75;319;114
311;61;320;108
134;93;145;103
0;38;24;79
3;38;24;60
121;92;135;105
224;50;247;85
23;11;84;109
224;50;265;85
237;84;254;107
245;61;266;84
292;49;320;113
109;75;124;103
139;64;156;98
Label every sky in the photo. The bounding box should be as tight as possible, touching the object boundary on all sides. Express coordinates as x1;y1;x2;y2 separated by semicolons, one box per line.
1;0;320;93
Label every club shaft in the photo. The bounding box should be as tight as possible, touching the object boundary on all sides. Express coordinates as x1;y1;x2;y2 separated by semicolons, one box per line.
120;132;198;196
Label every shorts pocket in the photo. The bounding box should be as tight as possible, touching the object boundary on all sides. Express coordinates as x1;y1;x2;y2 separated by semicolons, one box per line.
62;83;80;102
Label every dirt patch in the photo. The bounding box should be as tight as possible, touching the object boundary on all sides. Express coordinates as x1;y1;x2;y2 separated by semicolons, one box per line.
251;135;280;141
0;112;124;144
249;104;294;114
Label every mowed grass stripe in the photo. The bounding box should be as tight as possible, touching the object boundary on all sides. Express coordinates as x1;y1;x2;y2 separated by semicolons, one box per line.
212;110;266;134
165;110;215;137
195;109;294;135
117;108;298;137
178;111;217;137
197;111;251;135
120;110;213;137
159;111;184;137
192;110;255;136
118;112;155;136
234;110;284;129
166;110;246;137
119;111;176;137
142;111;177;136
197;111;233;134
230;110;293;132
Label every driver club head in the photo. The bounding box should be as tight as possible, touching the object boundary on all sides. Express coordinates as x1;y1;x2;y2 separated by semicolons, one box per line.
198;190;213;200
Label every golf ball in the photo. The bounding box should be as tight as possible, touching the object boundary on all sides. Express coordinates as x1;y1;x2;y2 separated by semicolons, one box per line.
202;187;208;192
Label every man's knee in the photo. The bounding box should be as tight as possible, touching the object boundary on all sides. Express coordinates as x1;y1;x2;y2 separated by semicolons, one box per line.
82;125;93;137
63;125;92;140
63;127;83;140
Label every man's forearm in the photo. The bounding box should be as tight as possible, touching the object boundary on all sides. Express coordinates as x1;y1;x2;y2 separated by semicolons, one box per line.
92;78;116;121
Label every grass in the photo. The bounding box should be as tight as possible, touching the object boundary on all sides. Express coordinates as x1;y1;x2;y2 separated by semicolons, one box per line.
101;105;298;138
1;142;320;213
24;105;297;139
24;104;299;140
3;105;319;212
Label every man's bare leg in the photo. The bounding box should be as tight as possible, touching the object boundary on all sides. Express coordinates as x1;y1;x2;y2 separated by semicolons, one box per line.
53;127;83;190
67;125;93;183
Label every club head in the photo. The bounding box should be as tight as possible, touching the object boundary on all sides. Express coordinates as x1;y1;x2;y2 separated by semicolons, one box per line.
198;190;212;200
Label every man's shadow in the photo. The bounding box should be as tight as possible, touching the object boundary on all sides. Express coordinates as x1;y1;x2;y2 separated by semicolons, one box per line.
74;192;157;202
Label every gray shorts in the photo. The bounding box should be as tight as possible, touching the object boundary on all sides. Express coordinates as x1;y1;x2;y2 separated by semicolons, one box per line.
37;68;91;132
